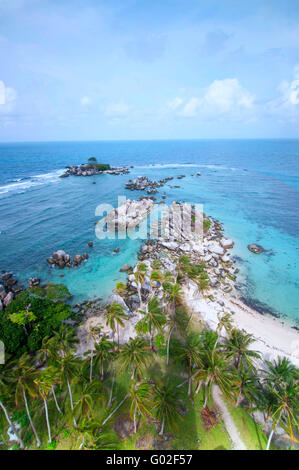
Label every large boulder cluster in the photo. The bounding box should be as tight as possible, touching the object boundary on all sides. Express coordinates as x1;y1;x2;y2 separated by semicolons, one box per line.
103;198;154;232
134;201;237;294
125;176;174;194
47;250;89;268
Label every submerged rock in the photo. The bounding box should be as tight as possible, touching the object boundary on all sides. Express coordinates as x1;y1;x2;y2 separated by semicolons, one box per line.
120;264;133;272
28;277;40;288
248;243;264;254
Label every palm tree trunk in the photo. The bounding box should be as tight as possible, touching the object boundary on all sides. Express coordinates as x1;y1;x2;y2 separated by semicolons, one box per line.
188;362;192;397
66;376;77;428
195;380;203;395
51;386;63;414
159;416;165;436
235;388;242;407
101;361;104;382
23;389;41;447
177;378;188;388
102;394;129;426
131;364;136;380
266;413;282;450
90;348;94;382
117;323;120;350
266;428;275;451
137;285;142;306
133;403;137;434
166;326;174;366
213;335;219;351
43;398;52;443
0;400;25;449
188;376;192;397
108;368;116;408
203;383;210;409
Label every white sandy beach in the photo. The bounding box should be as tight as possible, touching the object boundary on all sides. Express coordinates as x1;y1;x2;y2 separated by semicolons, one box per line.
185;279;299;368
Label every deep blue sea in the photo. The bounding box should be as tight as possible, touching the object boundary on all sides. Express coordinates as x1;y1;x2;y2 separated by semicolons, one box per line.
0;140;298;323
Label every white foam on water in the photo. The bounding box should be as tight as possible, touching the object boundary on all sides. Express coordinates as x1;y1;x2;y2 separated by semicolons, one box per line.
0;169;64;196
134;163;238;170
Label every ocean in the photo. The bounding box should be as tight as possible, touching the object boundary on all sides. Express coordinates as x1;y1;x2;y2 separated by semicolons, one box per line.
0;139;298;323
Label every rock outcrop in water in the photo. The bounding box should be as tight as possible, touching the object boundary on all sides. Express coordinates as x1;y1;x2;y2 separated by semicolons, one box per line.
0;272;24;309
125;176;174;194
47;250;89;268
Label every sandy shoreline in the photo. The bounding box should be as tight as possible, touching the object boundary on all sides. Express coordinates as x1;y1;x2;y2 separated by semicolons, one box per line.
184;279;299;368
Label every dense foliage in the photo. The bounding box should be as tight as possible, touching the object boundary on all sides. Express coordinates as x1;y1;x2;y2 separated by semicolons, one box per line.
0;284;73;356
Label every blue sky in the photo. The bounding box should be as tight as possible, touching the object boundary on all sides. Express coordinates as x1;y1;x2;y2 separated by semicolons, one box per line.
0;0;299;141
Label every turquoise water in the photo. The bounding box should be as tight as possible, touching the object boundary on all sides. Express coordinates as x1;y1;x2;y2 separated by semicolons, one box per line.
0;140;298;322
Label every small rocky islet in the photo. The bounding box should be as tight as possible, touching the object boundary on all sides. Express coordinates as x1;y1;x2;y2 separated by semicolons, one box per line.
60;159;130;178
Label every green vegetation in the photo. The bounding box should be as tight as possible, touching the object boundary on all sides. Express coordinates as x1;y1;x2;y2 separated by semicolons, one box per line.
0;263;298;451
93;163;110;171
87;157;110;171
0;285;73;357
203;219;211;232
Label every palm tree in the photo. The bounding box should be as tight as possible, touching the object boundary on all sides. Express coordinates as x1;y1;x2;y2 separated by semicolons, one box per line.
152;381;182;436
56;352;81;428
263;357;298;387
85;325;101;382
175;255;190;283
129;381;153;433
173;335;202;396
38;337;63;414
233;364;259;407
200;329;219;352
73;379;103;423
166;307;189;366
52;324;79;357
113;281;127;298
214;312;234;350
224;328;261;370
200;350;236;408
75;419;118;450
34;368;59;443
0;362;25;449
138;297;166;349
151;259;162;271
162;282;183;317
263;377;299;450
94;335;115;381
8;353;41;447
134;263;148;306
119;337;151;379
105;302;127;349
195;272;210;297
149;270;163;297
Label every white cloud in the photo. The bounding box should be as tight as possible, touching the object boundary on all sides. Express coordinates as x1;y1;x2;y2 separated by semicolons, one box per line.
167;97;183;111
80;96;91;107
177;78;255;118
105;101;131;117
278;69;299;106
180;97;201;117
266;65;299;120
0;80;17;112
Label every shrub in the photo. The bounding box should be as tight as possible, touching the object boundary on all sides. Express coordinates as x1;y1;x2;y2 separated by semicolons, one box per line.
93;163;110;171
203;219;211;232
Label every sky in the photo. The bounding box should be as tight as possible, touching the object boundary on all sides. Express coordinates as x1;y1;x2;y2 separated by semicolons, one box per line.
0;0;299;141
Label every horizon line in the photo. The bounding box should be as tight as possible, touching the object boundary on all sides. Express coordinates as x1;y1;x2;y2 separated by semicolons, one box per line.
1;137;299;145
